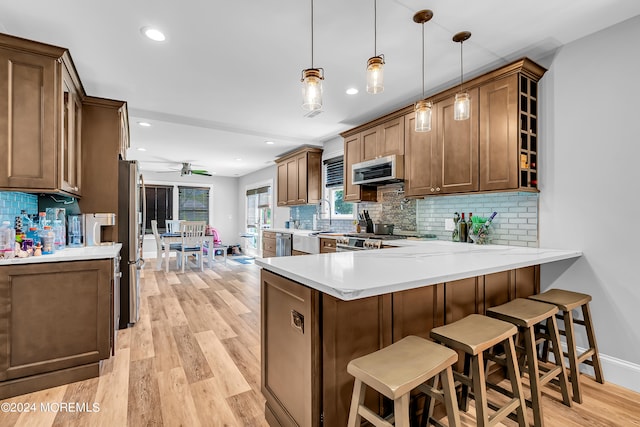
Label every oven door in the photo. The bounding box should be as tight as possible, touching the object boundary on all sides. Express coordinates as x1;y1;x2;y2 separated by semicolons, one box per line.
336;243;366;252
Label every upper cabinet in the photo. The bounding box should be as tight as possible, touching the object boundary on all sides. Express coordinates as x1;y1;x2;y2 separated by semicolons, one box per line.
348;58;546;199
0;33;84;196
276;146;323;206
361;116;405;162
343;133;377;202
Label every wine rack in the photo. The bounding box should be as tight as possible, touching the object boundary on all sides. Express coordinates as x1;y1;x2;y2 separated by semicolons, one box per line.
519;75;538;189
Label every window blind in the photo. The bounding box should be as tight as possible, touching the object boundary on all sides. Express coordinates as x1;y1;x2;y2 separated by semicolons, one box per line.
324;156;344;188
178;186;209;222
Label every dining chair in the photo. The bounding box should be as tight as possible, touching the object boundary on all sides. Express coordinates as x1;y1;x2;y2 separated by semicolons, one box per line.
175;221;206;273
151;219;179;270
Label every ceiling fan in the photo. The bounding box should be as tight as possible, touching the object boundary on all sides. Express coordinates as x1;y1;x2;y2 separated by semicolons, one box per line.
178;162;212;176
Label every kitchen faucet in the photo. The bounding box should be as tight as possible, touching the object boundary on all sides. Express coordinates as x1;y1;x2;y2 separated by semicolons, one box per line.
318;199;332;228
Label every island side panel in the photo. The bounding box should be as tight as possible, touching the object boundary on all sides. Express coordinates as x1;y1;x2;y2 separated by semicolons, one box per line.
260;270;321;427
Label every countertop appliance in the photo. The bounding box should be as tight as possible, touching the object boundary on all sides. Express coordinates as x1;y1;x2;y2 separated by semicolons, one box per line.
117;159;145;329
276;232;292;257
352;154;404;185
85;213;116;246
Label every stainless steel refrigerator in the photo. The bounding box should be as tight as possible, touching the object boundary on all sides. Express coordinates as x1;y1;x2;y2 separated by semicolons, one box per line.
118;159;145;329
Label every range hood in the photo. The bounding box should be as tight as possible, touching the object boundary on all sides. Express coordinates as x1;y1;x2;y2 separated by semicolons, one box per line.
352;154;404;186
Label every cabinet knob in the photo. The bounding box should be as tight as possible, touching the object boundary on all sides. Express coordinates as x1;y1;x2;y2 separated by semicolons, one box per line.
73;186;78;191
436;187;441;192
430;188;435;192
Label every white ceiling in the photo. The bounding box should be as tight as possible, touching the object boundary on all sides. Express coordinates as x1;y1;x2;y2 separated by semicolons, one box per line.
2;1;639;177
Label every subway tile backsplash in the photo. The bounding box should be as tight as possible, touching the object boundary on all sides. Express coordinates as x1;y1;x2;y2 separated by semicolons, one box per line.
416;192;539;247
0;191;39;225
286;190;539;247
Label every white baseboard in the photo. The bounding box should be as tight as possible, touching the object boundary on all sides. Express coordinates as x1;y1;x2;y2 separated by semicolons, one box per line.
549;342;640;393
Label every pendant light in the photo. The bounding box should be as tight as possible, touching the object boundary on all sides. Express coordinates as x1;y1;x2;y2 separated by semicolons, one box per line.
413;10;433;132
453;31;471;121
366;0;384;94
301;0;324;111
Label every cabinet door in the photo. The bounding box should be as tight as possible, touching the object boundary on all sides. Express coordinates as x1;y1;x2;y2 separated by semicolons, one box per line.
436;88;479;194
360;127;378;161
286;157;298;205
0;260;112;381
404;111;440;196
343;134;362;202
60;64;82;196
296;153;308;204
378;116;405;157
276;162;288;206
0;49;57;190
479;74;519;191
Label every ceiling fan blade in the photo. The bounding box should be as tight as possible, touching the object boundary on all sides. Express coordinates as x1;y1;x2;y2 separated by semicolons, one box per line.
192;170;212;176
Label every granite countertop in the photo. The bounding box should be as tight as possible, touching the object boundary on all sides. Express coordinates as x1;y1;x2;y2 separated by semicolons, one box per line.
255;240;582;301
0;243;122;265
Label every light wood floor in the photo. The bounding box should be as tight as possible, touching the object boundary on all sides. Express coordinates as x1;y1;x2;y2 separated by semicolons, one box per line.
1;257;639;426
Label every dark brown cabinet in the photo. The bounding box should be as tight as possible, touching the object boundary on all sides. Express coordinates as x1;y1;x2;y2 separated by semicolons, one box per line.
0;259;115;398
275;147;322;206
404;89;479;197
262;231;277;258
0;33;84;196
343;133;376;203
319;237;336;253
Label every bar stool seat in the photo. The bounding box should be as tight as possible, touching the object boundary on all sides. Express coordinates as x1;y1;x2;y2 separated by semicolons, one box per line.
430;314;527;427
487;298;572;427
528;289;604;403
347;335;461;427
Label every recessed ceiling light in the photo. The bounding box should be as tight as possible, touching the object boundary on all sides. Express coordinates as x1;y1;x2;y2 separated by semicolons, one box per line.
346;87;359;95
265;141;275;145
137;121;151;127
235;158;242;161
140;27;166;42
136;147;147;152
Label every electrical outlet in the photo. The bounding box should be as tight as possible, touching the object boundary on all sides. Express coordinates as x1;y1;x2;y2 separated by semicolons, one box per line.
444;218;455;231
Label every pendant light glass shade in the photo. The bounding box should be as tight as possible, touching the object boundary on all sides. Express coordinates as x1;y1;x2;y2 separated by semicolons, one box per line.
414;100;432;132
366;56;384;94
454;92;470;120
453;31;471;121
413;10;433;132
301;68;324;111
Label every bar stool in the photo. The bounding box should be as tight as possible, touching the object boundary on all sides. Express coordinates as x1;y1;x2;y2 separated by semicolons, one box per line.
430;314;527;427
346;335;461;427
528;289;604;403
487;298;572;427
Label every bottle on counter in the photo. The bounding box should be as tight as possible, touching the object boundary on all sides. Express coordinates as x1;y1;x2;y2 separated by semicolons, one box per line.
452;212;460;242
27;227;41;246
466;212;473;243
40;226;55;255
459;212;467;243
53;219;65;250
0;220;15;259
38;211;47;230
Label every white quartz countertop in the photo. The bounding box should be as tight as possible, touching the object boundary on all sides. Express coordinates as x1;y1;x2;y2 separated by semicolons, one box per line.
255;241;582;301
0;244;122;265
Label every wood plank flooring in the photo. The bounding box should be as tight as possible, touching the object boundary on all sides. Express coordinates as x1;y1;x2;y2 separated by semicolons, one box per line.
1;257;639;426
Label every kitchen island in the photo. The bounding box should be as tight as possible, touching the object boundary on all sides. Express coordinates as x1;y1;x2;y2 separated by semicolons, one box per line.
0;244;121;398
255;241;581;427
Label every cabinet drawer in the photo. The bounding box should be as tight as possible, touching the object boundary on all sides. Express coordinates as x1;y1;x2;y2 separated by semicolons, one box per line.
320;238;336;253
263;238;276;252
263;231;277;239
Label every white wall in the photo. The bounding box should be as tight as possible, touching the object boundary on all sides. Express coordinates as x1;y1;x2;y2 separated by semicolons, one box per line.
142;171;239;257
539;15;640;391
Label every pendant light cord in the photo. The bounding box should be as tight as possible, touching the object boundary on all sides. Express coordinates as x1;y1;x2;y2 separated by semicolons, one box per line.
374;0;377;56
311;0;314;68
421;22;425;99
459;40;464;91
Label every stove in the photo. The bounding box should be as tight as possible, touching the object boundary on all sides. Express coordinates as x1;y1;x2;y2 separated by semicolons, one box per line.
336;233;407;252
344;233;408;241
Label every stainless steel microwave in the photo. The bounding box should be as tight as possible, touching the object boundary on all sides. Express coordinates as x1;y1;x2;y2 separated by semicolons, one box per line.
352;154;404;185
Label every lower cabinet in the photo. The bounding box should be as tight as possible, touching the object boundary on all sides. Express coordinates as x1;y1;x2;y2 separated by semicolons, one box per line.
0;259;113;398
319;238;336;253
261;265;539;426
262;231;276;258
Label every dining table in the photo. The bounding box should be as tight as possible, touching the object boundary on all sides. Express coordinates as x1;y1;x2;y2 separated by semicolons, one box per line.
160;232;228;272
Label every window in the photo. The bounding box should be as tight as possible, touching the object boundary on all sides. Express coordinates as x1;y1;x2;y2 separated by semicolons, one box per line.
323;156;353;219
144;185;173;234
246;186;272;231
178;186;210;221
